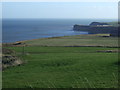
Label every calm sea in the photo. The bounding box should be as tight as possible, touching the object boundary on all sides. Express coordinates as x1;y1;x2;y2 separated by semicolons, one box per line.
2;18;117;43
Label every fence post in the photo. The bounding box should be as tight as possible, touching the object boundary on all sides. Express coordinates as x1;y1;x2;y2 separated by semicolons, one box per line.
22;43;25;55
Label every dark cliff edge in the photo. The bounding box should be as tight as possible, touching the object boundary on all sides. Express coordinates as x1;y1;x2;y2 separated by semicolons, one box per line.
73;22;119;37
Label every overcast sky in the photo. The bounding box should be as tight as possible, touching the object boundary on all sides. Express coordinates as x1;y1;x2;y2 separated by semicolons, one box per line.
2;2;118;19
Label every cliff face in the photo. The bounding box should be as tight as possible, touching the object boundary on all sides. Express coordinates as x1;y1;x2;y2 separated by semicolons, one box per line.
73;22;119;36
73;25;89;31
89;26;118;36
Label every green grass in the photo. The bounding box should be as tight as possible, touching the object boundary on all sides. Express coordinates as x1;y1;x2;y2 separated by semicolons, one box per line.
24;34;119;47
2;46;119;88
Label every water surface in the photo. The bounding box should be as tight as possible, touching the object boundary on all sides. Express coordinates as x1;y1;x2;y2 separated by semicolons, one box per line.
2;18;116;43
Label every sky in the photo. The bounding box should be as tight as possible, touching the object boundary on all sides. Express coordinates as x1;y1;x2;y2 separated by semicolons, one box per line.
2;2;118;19
1;0;119;2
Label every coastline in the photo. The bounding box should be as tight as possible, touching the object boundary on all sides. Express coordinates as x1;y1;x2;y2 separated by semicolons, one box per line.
3;34;119;48
3;34;88;44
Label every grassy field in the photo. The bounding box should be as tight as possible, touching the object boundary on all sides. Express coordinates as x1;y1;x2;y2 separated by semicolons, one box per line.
2;34;119;88
23;34;118;47
2;46;119;88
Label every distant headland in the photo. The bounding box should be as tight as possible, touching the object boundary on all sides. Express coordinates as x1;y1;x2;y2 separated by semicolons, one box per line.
73;22;119;37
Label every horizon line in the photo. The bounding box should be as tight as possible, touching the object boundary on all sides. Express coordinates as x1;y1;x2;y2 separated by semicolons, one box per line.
1;18;118;19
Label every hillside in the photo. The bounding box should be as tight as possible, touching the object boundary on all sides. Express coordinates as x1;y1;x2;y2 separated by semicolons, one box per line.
2;34;119;88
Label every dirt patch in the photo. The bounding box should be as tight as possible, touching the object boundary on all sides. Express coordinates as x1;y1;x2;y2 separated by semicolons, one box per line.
97;50;119;53
3;41;25;47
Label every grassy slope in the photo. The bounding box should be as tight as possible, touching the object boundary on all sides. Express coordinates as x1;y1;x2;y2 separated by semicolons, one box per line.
3;34;119;88
24;34;118;47
3;46;119;88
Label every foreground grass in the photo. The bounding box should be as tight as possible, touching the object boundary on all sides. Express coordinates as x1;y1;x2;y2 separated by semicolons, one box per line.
2;46;119;88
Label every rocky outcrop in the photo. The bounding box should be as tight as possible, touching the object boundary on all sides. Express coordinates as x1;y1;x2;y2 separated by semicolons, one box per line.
1;48;24;70
2;55;23;70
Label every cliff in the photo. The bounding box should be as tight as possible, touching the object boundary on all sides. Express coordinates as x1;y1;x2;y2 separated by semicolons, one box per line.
73;22;119;36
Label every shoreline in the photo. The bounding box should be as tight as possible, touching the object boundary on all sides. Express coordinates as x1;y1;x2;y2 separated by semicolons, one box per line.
3;34;88;44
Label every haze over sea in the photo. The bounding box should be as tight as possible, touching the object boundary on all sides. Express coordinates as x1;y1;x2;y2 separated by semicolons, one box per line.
2;18;117;43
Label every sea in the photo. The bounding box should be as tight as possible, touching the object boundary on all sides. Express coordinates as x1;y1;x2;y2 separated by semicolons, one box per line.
2;18;117;43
